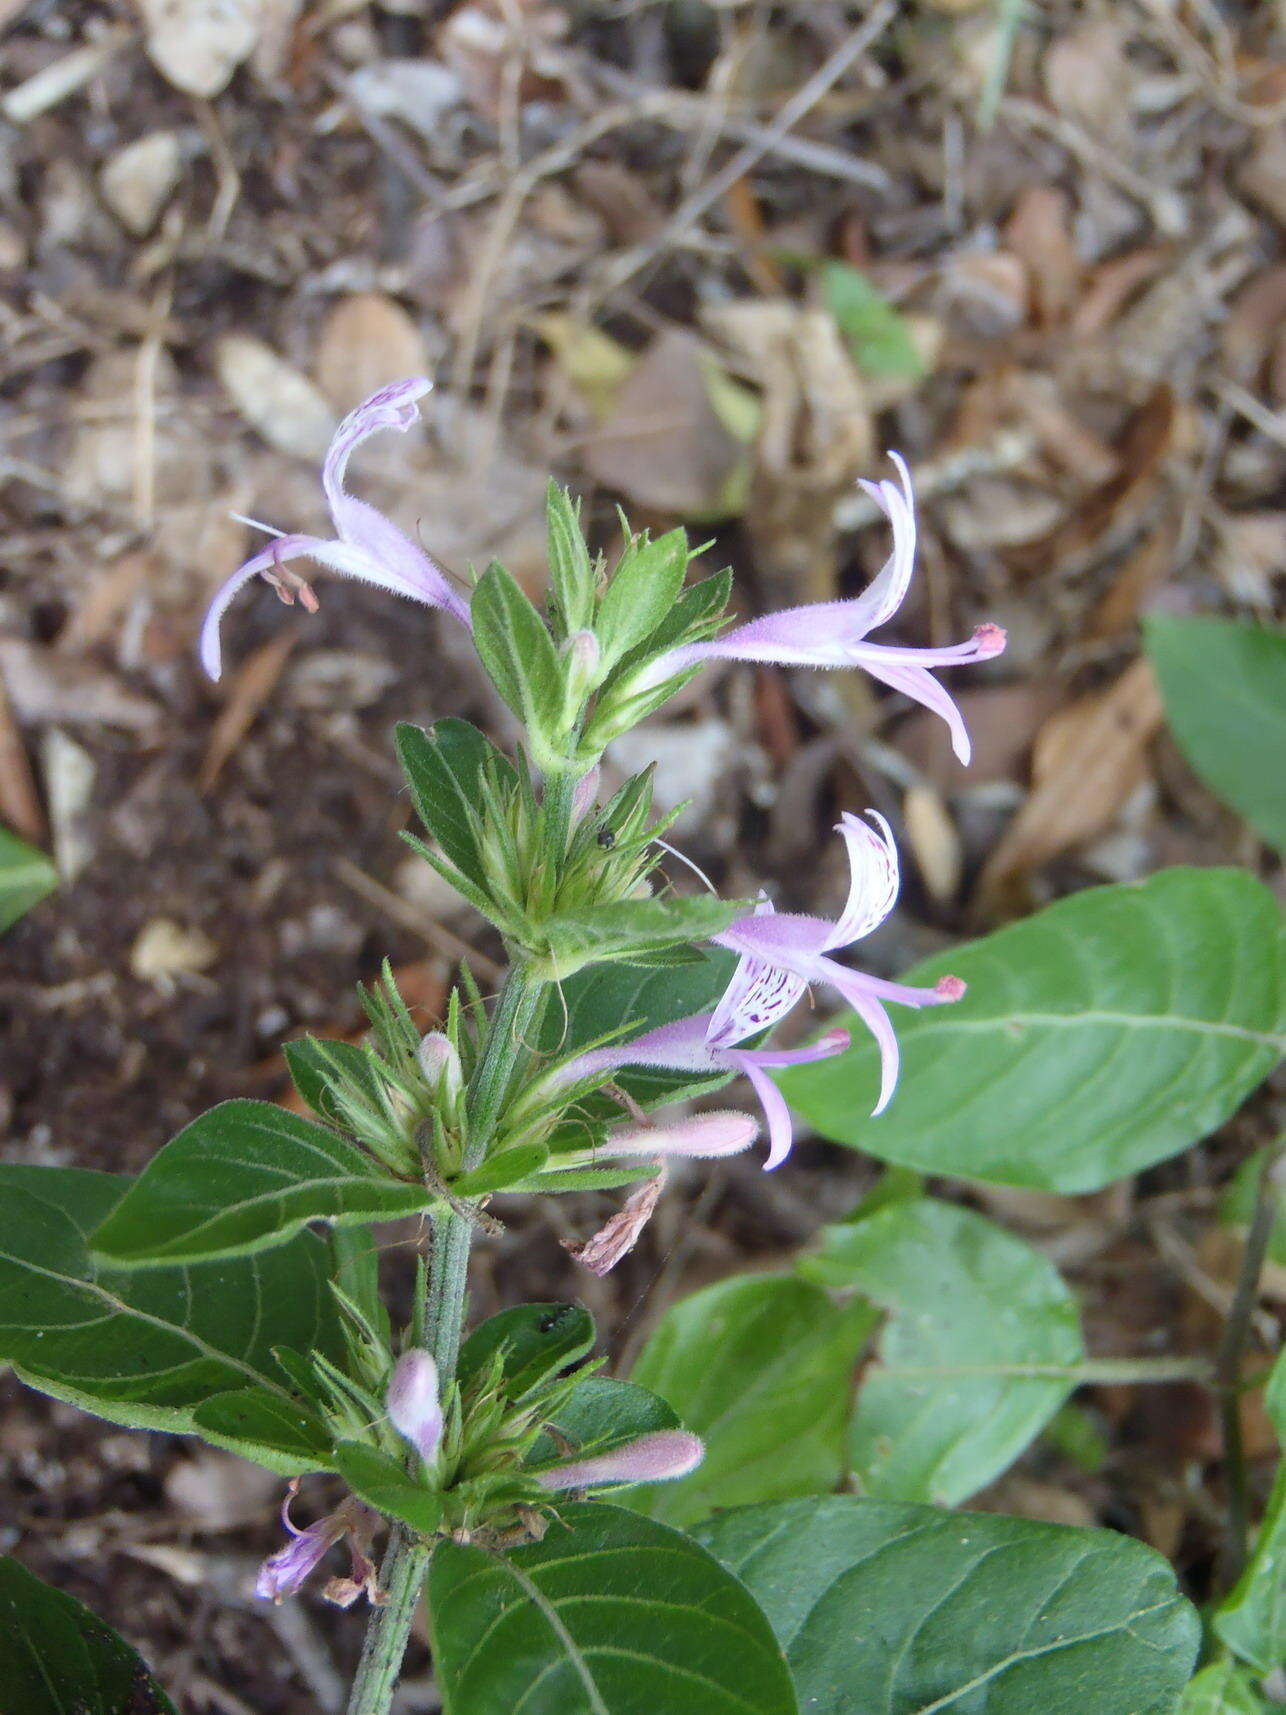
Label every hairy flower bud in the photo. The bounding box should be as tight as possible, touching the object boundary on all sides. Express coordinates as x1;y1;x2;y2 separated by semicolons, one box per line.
535;1430;704;1490
386;1349;444;1464
597;1110;760;1161
418;1032;463;1106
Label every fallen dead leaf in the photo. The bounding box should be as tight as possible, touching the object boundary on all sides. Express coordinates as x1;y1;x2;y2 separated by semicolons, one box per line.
1223;264;1286;383
705;299;873;604
199;627;301;792
1238;123;1286;229
43;727;96;883
1003;185;1081;327
0;663;45;845
1088;520;1178;640
978;658;1164;900
315;293;430;413
581;329;754;519
1008;385;1176;576
903;783;962;904
215;334;337;461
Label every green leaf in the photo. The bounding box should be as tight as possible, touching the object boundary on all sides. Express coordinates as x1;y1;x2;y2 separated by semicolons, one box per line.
0;1165;346;1473
623;1275;876;1528
698;1497;1200;1715
192;1388;335;1466
470;563;566;756
452;1143;550;1196
0;827;56;932
802;1198;1083;1505
334;1441;444;1535
1179;1662;1268;1715
396;718;517;896
1147;615;1286;853
428;1501;798;1715
542;950;738;1106
530;1376;680;1469
780;869;1286;1192
90;1099;432;1268
1216;1350;1286;1673
820;262;925;380
546;482;596;636
458;1303;595;1399
536;895;743;978
284;1035;386;1126
0;1555;177;1715
596;529;690;672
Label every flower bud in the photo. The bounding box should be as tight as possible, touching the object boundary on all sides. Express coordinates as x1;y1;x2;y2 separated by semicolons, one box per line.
535;1430;704;1490
418;1032;463;1106
562;629;602;715
597;1110;759;1161
386;1349;444;1464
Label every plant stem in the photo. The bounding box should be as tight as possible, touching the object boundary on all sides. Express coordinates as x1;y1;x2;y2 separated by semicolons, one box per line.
1216;1143;1282;1586
345;962;544;1715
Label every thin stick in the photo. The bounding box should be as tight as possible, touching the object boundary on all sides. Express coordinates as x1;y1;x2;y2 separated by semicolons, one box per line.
1215;1143;1283;1585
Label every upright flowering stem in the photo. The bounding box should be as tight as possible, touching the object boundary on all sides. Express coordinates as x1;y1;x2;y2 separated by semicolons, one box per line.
344;786;573;1715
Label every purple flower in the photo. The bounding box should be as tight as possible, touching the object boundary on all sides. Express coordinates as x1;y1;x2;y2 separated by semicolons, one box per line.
386;1348;444;1464
534;1429;704;1489
557;1014;850;1173
255;1485;381;1607
642;455;1005;764
201;378;471;680
711;812;964;1116
594;1110;761;1161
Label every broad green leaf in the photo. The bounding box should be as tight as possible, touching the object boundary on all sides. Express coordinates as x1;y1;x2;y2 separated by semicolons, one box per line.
780;869;1286;1192
541;950;737;1106
821;262;925;380
596;529;690;672
802;1199;1083;1504
0;1165;346;1473
1179;1662;1268;1714
90;1099;432;1267
623;1275;876;1528
458;1303;595;1398
1147;615;1286;853
530;1377;681;1469
697;1496;1200;1715
428;1501;798;1715
192;1388;334;1467
284;1035;383;1126
536;895;743;979
334;1441;444;1535
0;827;56;932
0;1555;177;1715
470;563;566;756
1216;1350;1286;1673
395;718;517;897
546;481;595;635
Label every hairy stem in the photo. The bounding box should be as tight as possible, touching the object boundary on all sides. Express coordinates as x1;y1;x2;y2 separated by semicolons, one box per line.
346;771;577;1715
345;964;543;1715
1216;1143;1282;1586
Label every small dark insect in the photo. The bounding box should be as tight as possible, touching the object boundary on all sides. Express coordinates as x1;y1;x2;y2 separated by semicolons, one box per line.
596;827;616;849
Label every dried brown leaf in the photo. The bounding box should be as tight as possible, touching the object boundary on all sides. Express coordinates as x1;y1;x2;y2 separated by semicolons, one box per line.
978;658;1164;897
316;294;430;414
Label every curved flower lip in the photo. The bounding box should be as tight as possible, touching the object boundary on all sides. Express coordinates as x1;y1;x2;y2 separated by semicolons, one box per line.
642;454;1006;765
200;377;471;681
534;1429;704;1489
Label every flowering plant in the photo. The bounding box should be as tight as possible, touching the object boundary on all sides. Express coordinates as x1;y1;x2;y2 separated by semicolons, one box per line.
4;380;1282;1715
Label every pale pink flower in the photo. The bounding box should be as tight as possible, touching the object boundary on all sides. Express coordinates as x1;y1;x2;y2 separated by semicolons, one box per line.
642;455;1005;764
201;379;470;680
